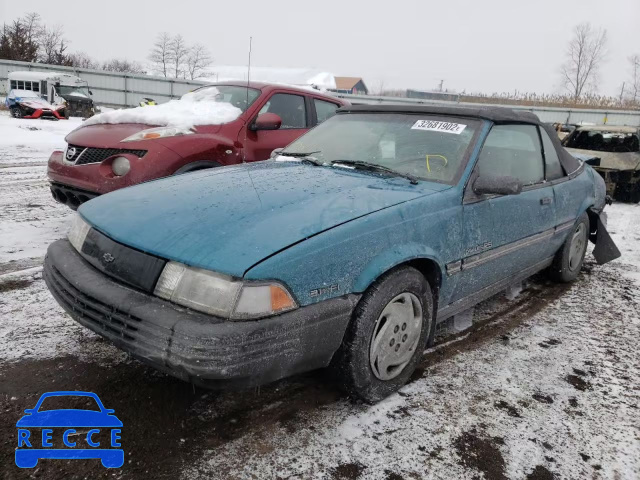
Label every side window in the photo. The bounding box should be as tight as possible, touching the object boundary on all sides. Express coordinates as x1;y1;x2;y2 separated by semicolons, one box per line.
17;80;24;90
477;124;544;186
32;82;39;92
258;93;306;129
539;128;564;180
10;80;17;90
314;99;339;124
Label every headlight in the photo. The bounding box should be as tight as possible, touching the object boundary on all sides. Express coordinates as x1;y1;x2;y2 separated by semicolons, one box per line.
154;261;297;320
68;214;91;252
121;127;193;143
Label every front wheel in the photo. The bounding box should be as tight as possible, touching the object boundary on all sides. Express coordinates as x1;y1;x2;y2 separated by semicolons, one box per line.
548;212;589;282
10;106;23;119
332;266;435;403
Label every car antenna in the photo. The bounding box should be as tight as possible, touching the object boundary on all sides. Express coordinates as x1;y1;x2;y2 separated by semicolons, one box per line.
242;36;252;164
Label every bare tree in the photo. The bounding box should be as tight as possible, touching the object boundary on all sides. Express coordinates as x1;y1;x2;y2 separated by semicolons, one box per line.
167;34;189;78
39;25;71;65
102;58;146;74
627;54;640;104
561;23;608;101
68;51;99;69
149;32;171;77
185;44;212;80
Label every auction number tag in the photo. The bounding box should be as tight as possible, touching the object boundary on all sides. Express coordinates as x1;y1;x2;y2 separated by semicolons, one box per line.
411;120;467;134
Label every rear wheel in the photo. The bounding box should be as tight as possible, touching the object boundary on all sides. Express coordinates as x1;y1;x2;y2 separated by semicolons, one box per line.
548;212;589;282
332;266;434;403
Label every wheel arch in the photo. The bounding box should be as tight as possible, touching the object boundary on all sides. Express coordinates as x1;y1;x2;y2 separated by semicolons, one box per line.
173;160;222;174
352;246;444;307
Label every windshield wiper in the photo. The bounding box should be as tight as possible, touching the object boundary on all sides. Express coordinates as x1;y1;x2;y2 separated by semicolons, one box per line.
279;151;324;165
331;160;419;185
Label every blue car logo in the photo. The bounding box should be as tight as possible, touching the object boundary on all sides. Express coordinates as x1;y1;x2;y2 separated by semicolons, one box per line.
15;391;123;468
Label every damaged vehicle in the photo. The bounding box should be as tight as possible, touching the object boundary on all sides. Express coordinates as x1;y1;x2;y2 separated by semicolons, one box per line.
47;82;347;209
43;105;620;403
563;125;640;203
5;89;67;120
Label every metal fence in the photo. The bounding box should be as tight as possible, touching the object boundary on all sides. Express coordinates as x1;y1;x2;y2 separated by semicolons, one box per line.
1;59;639;126
0;59;210;108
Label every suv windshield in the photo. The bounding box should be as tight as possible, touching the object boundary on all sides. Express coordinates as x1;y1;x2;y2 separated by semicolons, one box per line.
564;129;640;153
282;113;480;184
183;86;260;112
56;85;91;98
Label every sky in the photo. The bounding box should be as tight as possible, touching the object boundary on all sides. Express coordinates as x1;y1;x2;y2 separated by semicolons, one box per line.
1;0;638;96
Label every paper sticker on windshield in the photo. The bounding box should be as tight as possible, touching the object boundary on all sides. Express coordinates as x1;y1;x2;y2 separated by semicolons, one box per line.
411;120;467;134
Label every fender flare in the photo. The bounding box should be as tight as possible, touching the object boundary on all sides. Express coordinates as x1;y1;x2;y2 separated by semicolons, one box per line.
173;160;223;175
352;243;444;293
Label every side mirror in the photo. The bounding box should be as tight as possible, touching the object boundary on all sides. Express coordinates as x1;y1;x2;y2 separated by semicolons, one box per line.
104;409;115;414
270;148;284;158
473;175;523;196
24;409;35;414
251;113;282;131
89;90;93;95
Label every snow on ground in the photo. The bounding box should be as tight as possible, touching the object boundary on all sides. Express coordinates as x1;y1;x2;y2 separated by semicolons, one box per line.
0;112;78;267
0;115;638;479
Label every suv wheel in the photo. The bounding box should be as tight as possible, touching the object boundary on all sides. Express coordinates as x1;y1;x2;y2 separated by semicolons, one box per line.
10;106;23;119
333;266;434;403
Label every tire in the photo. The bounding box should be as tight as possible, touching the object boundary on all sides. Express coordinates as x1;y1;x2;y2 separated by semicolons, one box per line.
332;266;435;403
10;106;23;119
548;212;589;282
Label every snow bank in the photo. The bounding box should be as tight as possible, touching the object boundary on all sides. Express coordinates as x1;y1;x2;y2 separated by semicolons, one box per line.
82;87;242;129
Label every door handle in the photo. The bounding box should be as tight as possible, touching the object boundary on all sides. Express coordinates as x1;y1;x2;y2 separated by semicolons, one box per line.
540;197;552;205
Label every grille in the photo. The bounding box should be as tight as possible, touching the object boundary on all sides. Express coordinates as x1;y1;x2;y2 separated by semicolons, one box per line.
66;144;147;165
44;263;141;342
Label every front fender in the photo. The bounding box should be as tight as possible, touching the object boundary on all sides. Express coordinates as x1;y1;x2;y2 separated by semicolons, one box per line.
352;243;444;292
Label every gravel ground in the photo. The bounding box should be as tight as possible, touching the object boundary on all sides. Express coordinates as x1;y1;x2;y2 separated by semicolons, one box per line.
0;112;638;480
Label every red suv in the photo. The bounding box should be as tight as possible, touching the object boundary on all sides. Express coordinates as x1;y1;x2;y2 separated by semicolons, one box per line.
47;82;348;209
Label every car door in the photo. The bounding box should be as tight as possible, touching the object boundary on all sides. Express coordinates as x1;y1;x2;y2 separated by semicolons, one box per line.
450;123;557;302
242;92;311;161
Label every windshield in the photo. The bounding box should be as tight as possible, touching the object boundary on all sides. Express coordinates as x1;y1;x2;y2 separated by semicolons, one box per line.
38;395;101;412
564;129;640;153
282;113;480;184
56;85;91;98
182;86;260;113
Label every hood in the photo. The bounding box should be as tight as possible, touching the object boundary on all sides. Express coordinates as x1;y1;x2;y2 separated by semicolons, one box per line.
566;148;640;171
60;93;93;104
15;96;58;110
79;161;446;276
66;123;223;147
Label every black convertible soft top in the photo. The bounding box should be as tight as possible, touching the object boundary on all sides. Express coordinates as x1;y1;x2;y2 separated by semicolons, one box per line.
337;104;581;175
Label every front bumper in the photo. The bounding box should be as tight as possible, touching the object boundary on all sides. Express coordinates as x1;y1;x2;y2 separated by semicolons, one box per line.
44;240;357;388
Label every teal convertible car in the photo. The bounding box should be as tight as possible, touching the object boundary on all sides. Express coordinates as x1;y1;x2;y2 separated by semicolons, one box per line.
44;105;620;402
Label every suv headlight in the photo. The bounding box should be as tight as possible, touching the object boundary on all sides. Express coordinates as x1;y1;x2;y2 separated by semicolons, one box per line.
68;214;91;252
154;261;297;320
121;126;193;143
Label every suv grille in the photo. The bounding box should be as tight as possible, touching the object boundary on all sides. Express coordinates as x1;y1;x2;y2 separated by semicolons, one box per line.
66;144;147;165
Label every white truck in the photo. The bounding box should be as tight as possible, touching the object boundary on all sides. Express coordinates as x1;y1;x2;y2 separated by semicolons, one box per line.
7;71;95;118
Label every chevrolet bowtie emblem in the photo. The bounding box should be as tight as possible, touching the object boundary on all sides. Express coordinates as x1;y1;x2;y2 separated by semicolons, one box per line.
102;253;115;263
